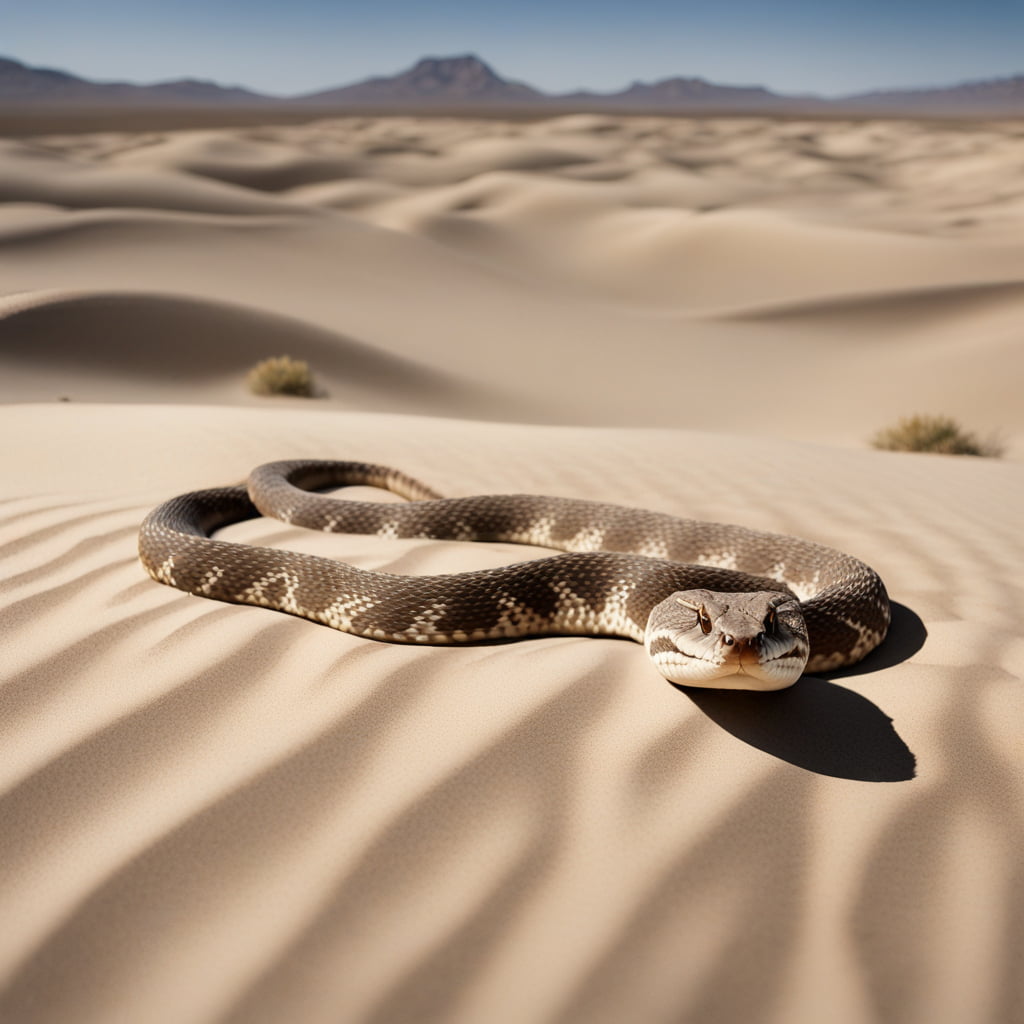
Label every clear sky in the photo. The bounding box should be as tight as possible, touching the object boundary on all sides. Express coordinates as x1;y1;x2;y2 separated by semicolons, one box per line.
4;0;1022;98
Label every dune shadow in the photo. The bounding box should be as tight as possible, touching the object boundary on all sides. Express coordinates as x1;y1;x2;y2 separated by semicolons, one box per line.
0;290;462;403
681;677;916;782
823;601;927;679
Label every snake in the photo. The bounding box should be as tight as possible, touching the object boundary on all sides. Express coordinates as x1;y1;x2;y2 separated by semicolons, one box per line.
138;459;890;691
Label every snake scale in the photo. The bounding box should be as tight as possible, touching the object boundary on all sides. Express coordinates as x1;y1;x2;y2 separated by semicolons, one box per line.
138;459;890;690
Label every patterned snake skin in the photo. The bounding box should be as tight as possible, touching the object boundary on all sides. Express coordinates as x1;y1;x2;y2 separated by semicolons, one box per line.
138;460;890;688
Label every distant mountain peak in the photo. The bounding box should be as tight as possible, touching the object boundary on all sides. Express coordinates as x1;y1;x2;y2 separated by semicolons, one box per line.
620;75;774;101
302;52;543;105
399;53;517;95
410;53;493;75
0;54;268;105
0;54;85;98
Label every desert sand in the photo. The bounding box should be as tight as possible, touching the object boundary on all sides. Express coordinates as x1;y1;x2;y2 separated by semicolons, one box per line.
1;114;1023;1023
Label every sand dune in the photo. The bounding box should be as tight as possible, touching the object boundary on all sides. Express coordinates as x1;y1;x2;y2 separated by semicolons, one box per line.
2;115;1023;447
0;289;488;413
1;404;1021;1023
1;113;1023;1022
0;138;292;215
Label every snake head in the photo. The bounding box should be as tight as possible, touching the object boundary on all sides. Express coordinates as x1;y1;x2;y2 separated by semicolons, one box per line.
644;589;809;690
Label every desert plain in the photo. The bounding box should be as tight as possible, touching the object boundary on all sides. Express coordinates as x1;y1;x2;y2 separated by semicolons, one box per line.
0;112;1022;1023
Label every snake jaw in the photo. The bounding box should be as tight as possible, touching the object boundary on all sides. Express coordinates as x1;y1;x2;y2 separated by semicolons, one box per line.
645;590;809;691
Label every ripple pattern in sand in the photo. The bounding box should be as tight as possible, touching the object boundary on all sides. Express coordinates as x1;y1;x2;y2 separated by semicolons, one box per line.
0;409;1022;1023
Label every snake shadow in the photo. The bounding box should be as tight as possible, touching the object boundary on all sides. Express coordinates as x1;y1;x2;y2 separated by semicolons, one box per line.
679;603;925;782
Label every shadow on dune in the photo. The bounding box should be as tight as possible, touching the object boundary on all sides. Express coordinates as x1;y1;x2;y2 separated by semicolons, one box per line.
681;679;916;782
719;279;1024;326
0;289;468;409
557;767;813;1024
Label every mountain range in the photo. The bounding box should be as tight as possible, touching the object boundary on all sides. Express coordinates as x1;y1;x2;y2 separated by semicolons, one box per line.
2;53;1023;116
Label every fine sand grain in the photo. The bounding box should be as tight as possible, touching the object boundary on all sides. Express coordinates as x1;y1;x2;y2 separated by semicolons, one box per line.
1;114;1023;1023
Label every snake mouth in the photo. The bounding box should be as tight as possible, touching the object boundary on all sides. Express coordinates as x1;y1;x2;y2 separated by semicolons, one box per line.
718;639;805;667
649;635;808;690
764;645;804;665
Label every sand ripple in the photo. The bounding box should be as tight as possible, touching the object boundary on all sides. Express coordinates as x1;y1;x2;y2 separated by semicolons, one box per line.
1;405;1021;1023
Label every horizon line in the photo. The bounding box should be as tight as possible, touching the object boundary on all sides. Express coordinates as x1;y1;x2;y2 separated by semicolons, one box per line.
4;50;1024;104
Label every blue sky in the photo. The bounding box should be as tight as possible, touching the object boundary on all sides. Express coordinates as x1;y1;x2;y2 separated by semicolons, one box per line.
4;0;1022;98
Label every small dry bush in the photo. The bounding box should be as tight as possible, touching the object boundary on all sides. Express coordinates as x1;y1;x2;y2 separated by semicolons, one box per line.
870;414;1002;457
247;355;315;397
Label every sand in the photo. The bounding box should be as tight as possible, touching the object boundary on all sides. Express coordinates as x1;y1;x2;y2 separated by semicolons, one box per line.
3;115;1024;447
1;114;1023;1023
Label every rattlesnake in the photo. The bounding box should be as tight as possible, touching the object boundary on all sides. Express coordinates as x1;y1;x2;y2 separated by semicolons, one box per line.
138;459;890;691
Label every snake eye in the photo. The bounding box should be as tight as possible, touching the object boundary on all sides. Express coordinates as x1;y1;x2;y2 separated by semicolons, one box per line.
763;608;776;635
675;597;713;635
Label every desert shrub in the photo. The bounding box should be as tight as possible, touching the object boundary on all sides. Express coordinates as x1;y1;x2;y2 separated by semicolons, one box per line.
247;355;315;397
870;414;1002;457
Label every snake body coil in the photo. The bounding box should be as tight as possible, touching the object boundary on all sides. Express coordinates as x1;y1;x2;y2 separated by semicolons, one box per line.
138;460;890;690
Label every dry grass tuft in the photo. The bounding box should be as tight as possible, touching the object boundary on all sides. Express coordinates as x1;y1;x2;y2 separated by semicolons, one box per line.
247;356;316;397
870;414;1002;457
